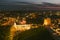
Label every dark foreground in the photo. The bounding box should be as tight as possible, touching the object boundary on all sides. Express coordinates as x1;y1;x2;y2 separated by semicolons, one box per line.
14;26;54;40
0;26;54;40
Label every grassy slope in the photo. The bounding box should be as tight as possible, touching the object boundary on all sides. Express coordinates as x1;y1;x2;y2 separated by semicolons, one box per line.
14;26;54;40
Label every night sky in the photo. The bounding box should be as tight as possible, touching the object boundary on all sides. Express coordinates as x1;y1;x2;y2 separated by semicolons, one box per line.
0;0;60;4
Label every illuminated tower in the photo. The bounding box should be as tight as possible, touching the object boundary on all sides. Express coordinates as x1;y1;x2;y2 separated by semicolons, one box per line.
43;18;51;26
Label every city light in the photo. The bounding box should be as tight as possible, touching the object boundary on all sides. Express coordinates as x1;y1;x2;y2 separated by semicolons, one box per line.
43;18;51;26
0;11;60;40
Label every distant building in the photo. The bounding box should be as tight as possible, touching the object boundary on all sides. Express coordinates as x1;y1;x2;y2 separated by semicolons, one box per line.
12;23;31;31
43;18;51;26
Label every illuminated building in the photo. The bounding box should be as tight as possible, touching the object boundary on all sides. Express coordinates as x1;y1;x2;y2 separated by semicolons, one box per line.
43;18;51;26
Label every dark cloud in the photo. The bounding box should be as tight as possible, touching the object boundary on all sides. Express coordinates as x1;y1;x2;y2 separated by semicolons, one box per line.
0;0;7;2
0;0;60;4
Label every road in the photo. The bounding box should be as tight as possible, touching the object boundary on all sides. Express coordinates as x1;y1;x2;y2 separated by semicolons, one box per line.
47;26;60;40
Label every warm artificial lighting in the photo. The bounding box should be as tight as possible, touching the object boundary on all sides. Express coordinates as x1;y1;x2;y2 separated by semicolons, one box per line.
13;23;31;31
43;18;51;26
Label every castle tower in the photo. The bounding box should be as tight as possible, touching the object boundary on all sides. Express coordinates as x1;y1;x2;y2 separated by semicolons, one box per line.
43;18;51;26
